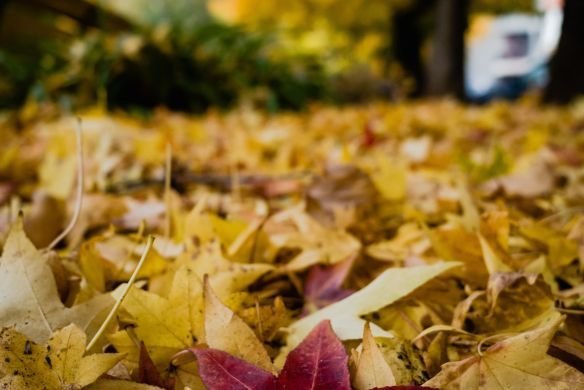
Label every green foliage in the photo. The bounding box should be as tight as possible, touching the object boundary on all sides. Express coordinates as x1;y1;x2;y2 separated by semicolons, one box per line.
2;13;330;112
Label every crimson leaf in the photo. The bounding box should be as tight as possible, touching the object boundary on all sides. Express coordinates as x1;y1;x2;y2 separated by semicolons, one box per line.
192;348;277;390
303;256;354;313
278;319;351;390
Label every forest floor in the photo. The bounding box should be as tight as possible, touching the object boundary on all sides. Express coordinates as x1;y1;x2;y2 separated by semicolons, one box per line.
0;100;583;389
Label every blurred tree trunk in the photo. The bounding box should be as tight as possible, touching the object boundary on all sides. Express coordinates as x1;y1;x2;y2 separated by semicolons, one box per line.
392;0;435;97
428;0;469;99
544;0;584;104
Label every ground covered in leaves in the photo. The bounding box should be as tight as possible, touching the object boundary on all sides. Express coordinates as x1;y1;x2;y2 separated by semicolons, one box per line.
0;100;584;389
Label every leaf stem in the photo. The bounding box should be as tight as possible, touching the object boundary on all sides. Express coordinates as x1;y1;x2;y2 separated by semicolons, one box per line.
85;235;155;352
164;142;172;239
48;117;84;250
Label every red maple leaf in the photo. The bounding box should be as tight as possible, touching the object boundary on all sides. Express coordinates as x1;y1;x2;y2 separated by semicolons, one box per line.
192;348;278;390
192;320;351;390
278;320;350;390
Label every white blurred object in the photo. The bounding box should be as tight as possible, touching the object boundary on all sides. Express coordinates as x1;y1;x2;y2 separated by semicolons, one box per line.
537;1;563;59
466;1;563;100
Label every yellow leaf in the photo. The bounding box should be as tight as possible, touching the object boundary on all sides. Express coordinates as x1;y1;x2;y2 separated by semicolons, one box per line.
367;156;406;201
284;262;460;351
266;208;361;271
109;287;191;367
478;233;513;274
352;323;396;390
168;265;205;342
38;153;77;199
0;324;124;389
176;241;273;298
0;219;113;344
425;313;584;389
204;279;274;372
86;379;163;389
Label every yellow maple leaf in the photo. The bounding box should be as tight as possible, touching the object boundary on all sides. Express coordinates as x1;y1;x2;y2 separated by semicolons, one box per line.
425;313;584;389
203;278;274;372
0;219;113;344
0;324;124;389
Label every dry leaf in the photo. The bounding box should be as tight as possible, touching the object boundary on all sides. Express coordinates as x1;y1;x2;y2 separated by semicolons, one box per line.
284;262;460;352
0;324;124;388
0;219;113;343
425;313;584;389
352;323;397;390
203;278;274;372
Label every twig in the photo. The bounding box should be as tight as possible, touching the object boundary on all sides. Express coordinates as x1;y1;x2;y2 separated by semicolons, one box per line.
105;171;312;194
164;143;172;239
48;117;84;250
86;235;155;352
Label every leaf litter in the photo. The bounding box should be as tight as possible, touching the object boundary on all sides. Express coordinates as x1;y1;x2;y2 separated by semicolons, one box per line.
0;100;583;389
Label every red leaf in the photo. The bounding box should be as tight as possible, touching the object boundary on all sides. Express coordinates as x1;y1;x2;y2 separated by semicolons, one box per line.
138;342;175;390
192;348;277;390
278;320;350;390
303;256;354;313
361;121;378;148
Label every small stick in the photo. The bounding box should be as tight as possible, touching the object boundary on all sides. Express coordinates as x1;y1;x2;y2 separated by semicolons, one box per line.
86;235;155;352
48;118;84;250
164;143;172;239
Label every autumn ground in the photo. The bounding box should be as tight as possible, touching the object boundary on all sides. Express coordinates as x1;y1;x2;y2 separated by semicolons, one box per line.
0;100;583;389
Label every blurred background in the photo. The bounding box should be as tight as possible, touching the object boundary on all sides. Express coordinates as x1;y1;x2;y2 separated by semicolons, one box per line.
0;0;582;114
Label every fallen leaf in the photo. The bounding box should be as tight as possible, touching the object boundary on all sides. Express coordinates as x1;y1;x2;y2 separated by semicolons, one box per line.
303;254;355;313
0;324;124;388
425;313;584;389
192;348;277;390
0;219;113;343
285;262;460;350
485;156;554;198
86;379;164;389
352;323;397;390
109;286;191;367
204;278;274;372
138;342;175;390
266;208;361;271
279;320;351;390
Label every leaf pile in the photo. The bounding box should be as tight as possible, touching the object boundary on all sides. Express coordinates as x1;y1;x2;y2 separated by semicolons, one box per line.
0;100;583;389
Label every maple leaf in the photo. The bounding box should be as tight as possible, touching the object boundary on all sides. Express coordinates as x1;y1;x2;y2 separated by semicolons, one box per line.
193;319;350;390
0;219;114;344
425;313;584;389
265;207;361;271
279;320;351;389
0;324;124;388
86;379;163;389
204;278;274;372
108;285;192;367
192;348;277;390
110;245;272;367
187;241;274;298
